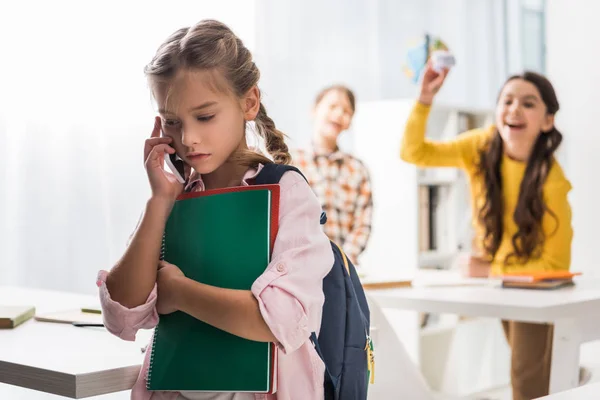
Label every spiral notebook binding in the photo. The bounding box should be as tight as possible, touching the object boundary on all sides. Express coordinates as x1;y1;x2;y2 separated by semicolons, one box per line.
147;232;166;389
146;327;160;389
159;232;166;261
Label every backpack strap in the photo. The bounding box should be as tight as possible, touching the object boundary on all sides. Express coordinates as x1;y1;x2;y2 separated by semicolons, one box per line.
254;163;305;185
331;242;350;275
255;163;327;225
311;244;349;395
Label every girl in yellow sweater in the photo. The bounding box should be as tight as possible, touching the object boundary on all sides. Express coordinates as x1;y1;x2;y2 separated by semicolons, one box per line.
401;63;573;400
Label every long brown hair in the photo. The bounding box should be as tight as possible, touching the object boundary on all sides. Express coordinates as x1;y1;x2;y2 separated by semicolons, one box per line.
478;72;562;264
144;20;290;166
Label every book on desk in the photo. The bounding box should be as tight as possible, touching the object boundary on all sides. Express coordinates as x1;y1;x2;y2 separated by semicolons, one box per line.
500;271;582;290
0;306;35;329
34;309;104;325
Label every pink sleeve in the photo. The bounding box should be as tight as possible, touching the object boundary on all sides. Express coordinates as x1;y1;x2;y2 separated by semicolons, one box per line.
96;270;159;341
251;172;334;354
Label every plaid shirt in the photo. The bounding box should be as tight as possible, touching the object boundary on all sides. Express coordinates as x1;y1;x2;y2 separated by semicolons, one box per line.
291;147;373;264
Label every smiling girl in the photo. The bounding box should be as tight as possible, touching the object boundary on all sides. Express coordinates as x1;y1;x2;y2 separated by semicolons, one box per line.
400;64;573;400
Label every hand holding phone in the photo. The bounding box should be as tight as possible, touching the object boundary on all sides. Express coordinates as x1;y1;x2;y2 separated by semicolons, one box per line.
164;148;186;184
144;117;187;203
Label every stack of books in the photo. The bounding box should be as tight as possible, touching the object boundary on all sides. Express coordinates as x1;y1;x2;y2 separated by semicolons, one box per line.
500;271;581;290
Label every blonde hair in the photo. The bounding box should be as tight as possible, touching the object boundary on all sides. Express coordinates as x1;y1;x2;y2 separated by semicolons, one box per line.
144;20;290;166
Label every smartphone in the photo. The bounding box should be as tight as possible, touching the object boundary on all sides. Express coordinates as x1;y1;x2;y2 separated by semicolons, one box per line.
431;50;456;72
161;131;186;184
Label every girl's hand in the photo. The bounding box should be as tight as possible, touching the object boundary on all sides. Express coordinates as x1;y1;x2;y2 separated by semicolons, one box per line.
464;256;491;278
418;62;450;105
144;117;184;205
156;260;186;315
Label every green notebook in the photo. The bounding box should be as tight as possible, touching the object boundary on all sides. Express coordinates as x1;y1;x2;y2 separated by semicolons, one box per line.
147;186;279;393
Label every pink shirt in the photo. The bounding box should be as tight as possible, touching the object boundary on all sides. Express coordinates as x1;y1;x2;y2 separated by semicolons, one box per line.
97;165;333;400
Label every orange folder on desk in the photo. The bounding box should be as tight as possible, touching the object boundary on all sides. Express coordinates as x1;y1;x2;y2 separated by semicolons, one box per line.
500;271;581;290
500;271;582;283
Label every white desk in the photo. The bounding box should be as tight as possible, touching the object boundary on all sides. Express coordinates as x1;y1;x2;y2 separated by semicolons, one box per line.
537;382;600;399
0;286;149;398
368;273;600;394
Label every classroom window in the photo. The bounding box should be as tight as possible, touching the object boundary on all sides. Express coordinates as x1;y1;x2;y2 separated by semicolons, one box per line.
520;0;546;73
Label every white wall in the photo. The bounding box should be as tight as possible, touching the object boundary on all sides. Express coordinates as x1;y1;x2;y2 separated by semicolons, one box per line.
254;0;507;149
546;0;600;377
0;1;257;293
546;1;600;278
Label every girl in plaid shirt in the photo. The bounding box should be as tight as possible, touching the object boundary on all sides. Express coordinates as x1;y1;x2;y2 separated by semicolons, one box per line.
291;85;373;265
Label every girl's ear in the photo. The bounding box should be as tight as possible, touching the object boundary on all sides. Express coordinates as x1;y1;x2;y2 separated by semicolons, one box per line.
542;114;555;133
243;86;261;121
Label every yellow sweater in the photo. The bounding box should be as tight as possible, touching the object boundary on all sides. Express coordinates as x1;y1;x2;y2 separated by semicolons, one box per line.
401;102;573;275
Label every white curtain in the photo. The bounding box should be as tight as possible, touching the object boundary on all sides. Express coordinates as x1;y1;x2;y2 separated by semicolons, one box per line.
0;0;256;293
